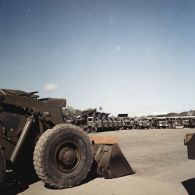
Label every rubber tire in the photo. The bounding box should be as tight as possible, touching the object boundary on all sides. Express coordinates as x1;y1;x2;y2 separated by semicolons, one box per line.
84;126;92;133
33;124;93;188
0;148;5;184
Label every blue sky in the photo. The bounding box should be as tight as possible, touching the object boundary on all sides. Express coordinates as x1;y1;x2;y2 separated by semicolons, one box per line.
0;0;195;116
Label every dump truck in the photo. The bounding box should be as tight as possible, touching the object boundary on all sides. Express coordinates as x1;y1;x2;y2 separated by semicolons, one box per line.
0;89;133;188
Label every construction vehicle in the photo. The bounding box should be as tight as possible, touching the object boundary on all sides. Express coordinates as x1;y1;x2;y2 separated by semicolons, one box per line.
0;89;133;188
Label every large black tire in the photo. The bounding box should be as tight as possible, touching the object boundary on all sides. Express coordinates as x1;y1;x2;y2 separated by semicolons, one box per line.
33;124;93;188
0;148;5;184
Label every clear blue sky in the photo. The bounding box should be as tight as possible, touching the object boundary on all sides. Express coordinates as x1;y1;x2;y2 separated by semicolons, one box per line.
0;0;195;116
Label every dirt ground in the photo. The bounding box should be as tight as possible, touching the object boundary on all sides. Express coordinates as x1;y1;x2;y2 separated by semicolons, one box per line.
2;128;195;195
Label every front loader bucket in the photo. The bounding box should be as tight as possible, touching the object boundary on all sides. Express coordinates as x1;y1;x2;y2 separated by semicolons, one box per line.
89;135;134;179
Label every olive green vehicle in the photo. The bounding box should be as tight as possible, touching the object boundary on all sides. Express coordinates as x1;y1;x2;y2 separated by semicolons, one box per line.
0;89;133;188
185;133;195;159
68;109;97;133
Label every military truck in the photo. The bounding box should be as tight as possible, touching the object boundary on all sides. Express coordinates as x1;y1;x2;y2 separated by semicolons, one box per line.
136;117;151;129
123;117;135;129
106;114;113;130
168;117;183;129
116;117;123;129
101;113;109;131
95;117;102;132
181;117;190;128
0;89;133;188
86;116;97;133
152;117;168;129
185;133;195;159
189;117;195;128
184;118;195;159
68;109;97;133
117;114;134;129
111;117;119;130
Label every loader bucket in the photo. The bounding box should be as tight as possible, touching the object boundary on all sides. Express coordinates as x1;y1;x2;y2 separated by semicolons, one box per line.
89;135;135;179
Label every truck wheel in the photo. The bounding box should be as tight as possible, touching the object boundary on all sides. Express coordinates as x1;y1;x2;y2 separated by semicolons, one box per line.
33;124;93;188
91;126;97;133
84;126;92;133
0;148;5;184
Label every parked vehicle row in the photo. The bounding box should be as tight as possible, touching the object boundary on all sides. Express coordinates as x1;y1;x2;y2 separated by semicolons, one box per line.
68;110;123;133
64;110;195;133
119;115;195;130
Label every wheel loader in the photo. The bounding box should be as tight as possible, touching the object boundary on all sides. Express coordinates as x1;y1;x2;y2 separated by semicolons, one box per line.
0;89;134;188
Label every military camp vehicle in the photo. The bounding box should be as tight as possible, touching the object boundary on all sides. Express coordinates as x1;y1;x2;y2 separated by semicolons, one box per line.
185;133;195;159
68;109;97;133
123;117;135;129
189;117;195;128
152;117;168;129
117;114;134;129
95;117;102;132
0;89;133;188
182;117;190;128
111;117;118;130
101;113;109;130
107;116;113;130
183;119;195;161
116;118;123;129
168;117;183;129
136;117;151;129
86;116;97;133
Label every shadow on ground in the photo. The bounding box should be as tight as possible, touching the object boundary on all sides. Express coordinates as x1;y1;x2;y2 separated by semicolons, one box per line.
45;161;98;190
0;163;98;194
0;171;38;195
182;178;195;195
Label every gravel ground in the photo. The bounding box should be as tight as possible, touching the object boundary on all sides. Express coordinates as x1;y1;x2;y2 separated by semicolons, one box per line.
2;128;195;195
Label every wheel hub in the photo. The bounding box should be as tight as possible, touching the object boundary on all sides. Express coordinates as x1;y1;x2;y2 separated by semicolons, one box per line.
60;147;77;166
57;142;80;172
